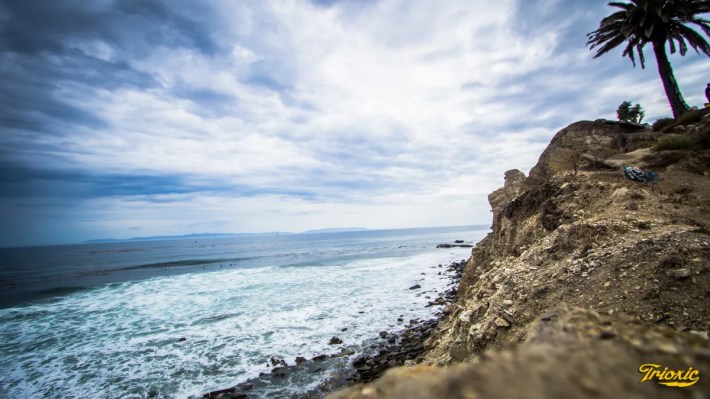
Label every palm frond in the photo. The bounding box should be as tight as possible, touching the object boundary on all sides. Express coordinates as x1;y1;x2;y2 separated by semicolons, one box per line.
587;0;710;67
674;23;710;55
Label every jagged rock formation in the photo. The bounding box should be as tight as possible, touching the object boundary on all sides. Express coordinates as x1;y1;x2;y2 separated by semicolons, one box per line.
328;115;710;399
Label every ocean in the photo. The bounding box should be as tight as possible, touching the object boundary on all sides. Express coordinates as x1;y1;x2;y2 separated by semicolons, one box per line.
0;226;488;398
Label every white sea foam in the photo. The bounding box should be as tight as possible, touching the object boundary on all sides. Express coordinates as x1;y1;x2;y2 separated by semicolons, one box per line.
0;240;478;398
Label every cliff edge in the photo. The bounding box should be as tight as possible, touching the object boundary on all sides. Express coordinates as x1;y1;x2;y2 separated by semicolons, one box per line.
328;116;710;398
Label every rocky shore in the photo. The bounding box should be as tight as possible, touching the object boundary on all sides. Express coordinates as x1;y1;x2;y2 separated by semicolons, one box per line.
328;115;710;398
348;260;465;384
200;259;467;399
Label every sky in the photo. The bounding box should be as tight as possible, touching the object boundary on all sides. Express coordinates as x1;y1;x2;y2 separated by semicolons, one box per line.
0;0;708;247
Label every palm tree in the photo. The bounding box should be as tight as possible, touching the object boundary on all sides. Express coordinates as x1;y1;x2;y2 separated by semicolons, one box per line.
587;0;710;118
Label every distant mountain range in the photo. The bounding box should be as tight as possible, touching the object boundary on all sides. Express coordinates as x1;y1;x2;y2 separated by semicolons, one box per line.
82;232;280;244
83;228;369;244
302;227;368;234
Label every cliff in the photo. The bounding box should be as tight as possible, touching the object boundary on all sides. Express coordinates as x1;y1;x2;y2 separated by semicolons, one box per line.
328;115;710;398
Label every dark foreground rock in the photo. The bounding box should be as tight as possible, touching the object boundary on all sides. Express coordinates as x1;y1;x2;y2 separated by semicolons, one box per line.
327;305;710;399
436;243;473;248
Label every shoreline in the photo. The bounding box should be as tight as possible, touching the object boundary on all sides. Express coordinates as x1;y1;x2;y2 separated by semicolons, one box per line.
199;258;467;399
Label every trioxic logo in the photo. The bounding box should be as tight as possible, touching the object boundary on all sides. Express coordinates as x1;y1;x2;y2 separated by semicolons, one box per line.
638;364;700;387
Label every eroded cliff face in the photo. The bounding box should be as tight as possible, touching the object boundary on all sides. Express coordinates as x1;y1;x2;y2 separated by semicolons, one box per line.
328;116;710;399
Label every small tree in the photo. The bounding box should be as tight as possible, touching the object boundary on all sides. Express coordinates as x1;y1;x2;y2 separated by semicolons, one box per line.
617;100;645;123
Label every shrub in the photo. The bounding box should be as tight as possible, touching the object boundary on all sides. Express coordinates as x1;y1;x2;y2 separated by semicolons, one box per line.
617;100;645;123
673;108;705;126
653;134;697;151
634;221;652;230
652;117;674;131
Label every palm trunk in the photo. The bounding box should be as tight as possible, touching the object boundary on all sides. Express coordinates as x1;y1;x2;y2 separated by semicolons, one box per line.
653;41;689;118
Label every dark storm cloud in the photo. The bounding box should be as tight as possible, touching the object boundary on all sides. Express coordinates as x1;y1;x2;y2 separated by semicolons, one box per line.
0;160;197;199
0;158;324;202
0;0;219;55
0;0;220;137
0;0;228;214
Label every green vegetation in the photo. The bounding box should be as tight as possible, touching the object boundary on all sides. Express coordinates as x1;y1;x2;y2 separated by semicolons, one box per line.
652;108;706;132
651;117;674;131
653;134;697;151
616;101;645;123
587;0;710;118
673;107;706;126
634;220;652;230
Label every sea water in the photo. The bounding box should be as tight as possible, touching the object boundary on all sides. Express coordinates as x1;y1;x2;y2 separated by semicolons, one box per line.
0;226;487;398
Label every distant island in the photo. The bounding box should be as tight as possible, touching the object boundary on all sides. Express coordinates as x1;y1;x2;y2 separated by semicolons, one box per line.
82;232;284;244
83;226;483;244
302;227;368;234
82;228;369;244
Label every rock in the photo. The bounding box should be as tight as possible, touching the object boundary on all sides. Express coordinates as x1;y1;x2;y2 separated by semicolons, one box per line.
379;331;389;339
236;382;253;391
178;337;187;342
327;307;710;399
494;317;511;328
454;240;464;243
352;355;367;367
335;348;355;357
295;356;307;365
313;354;329;362
329;337;343;345
409;284;421;290
499;310;515;324
670;268;691;279
270;356;286;366
437;243;473;248
271;366;289;377
526;120;641;187
207;387;236;397
488;169;527;221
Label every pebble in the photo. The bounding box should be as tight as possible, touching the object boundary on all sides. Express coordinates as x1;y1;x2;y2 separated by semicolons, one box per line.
494;317;511;328
670;268;691;279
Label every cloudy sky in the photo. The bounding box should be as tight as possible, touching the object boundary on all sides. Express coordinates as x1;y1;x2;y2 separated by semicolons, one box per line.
0;0;708;247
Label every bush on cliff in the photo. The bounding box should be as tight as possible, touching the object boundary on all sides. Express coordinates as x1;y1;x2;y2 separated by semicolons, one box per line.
653;135;697;151
674;108;705;126
652;117;674;131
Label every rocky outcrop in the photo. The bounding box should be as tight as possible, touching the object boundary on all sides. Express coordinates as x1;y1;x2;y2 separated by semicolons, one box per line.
329;305;710;399
524;120;659;187
425;116;710;365
328;115;710;399
487;169;526;222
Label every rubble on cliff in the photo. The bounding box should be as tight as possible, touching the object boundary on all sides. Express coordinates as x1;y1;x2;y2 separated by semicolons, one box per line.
328;114;710;399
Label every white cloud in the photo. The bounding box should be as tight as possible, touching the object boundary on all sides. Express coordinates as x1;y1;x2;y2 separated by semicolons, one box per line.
6;0;709;244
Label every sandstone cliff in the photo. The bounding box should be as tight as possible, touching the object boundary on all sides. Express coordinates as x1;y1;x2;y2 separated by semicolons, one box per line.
329;115;710;398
